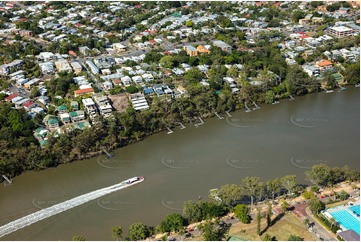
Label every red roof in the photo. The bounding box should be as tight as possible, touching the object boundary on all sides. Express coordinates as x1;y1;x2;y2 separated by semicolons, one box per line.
300;35;309;39
16;18;27;23
318;60;333;67
74;88;94;95
164;51;171;55
112;79;121;85
298;31;305;35
5;93;17;101
74;23;81;27
68;50;77;57
149;40;156;44
23;101;34;108
134;4;141;8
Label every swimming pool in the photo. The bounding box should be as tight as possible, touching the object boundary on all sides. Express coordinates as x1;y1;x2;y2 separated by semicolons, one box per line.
349;205;360;217
330;206;360;235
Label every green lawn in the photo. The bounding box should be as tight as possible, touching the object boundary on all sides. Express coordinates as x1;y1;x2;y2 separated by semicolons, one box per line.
228;213;316;241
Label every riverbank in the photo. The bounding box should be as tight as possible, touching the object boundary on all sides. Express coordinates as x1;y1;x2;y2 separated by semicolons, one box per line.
150;182;360;241
6;83;356;182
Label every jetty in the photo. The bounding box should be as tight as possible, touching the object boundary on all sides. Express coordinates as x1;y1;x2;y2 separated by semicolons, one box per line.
2;175;12;186
178;122;186;130
289;95;294;101
252;102;260;110
338;86;346;91
103;150;114;158
321;87;334;93
244;102;252;112
225;110;232;117
166;127;173;134
272;100;280;105
194;117;204;127
214;112;224;119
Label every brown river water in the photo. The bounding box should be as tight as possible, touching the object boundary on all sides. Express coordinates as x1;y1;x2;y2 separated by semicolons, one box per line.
0;88;359;240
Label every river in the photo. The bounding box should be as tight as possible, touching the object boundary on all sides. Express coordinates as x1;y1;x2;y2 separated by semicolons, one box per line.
0;88;359;240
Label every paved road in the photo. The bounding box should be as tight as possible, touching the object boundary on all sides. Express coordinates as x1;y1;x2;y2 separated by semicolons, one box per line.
305;206;337;241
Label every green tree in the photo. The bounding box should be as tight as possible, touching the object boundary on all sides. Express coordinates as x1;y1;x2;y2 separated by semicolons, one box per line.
217;184;242;206
305;164;331;187
233;204;250;224
128;223;152;241
30;86;39;98
159;56;175;68
241;176;259;207
257;209;261;236
281;200;289;212
292;10;305;23
266;178;282;201
264;90;275;104
288;234;303;241
72;236;86;241
266;203;272;227
280;175;296;196
262;233;276;241
200;220;230;241
183;201;203;223
338;190;350;201
159;213;185;233
343;63;360;85
112;226;123;241
308;198;325;215
125;85;139;94
184;68;203;83
185;20;193;27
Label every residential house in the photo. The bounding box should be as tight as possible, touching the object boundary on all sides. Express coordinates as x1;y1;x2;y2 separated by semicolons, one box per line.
197;45;211;54
113;43;127;51
55;60;72;73
43;115;59;129
93;94;112;118
70;101;79;111
38;95;50;105
70;61;82;74
59;113;71;124
23;101;36;111
85;60;99;74
57;104;68;114
121;76;132;86
69;110;85;122
0;59;24;75
102;81;113;90
38;52;55;61
130;93;149;111
317;60;333;72
302;64;320;77
74;88;95;97
212;40;232;52
82;98;97;117
143;87;154;95
183;45;198;56
39;62;54;74
328;26;354;38
332;73;344;84
4;93;17;102
79;46;91;56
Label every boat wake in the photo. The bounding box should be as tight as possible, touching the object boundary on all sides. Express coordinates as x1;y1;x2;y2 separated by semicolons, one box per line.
0;177;144;238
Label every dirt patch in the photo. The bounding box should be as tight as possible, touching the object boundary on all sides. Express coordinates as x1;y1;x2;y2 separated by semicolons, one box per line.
109;93;129;113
